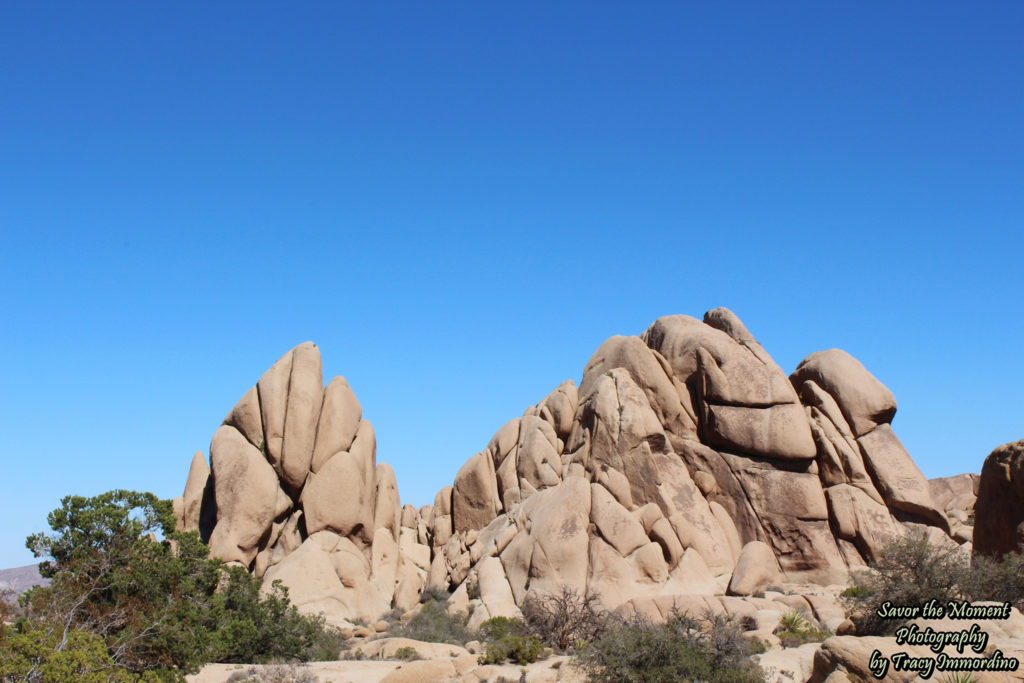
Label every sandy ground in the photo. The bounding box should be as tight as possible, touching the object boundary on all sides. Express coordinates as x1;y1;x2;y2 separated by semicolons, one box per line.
188;655;581;683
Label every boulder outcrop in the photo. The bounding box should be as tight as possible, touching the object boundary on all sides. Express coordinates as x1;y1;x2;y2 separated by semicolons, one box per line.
974;439;1024;558
175;308;963;627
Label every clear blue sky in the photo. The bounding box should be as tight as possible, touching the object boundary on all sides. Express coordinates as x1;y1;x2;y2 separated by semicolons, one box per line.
2;2;1022;568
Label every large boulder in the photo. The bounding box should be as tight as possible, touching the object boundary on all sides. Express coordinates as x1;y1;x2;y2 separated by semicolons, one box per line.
207;425;281;565
857;425;948;531
727;540;781;595
177;450;213;535
790;349;897;438
311;376;361;473
452;451;502;534
974;439;1024;558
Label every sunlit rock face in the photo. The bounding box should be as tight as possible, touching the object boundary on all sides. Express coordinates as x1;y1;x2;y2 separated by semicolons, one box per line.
175;308;962;627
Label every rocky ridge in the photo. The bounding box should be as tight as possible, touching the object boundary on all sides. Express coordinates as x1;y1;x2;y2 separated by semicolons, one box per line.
174;308;977;631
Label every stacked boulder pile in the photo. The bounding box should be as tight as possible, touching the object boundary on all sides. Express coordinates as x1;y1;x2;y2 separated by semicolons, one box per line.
174;308;969;630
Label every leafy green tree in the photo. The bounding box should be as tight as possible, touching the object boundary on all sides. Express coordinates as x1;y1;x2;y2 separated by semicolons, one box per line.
6;489;342;682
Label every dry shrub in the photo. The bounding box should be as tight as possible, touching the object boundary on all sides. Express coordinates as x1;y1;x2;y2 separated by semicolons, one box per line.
579;610;763;683
521;585;610;652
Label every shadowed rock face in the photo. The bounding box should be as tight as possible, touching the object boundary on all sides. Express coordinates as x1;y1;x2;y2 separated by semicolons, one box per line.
175;308;963;626
974;439;1024;558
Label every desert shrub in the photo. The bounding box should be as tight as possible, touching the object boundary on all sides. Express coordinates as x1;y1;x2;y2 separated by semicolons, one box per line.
480;633;543;665
773;609;829;648
392;646;420;661
381;607;405;627
419;585;451;605
225;663;319;682
393;601;473;645
964;551;1024;611
521;586;610;652
478;616;543;665
479;616;527;641
579;610;763;683
842;528;970;635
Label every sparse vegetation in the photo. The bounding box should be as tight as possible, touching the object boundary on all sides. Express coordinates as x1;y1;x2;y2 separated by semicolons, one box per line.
773;609;829;648
842;528;970;635
966;550;1024;611
579;610;764;683
521;586;610;652
843;528;1024;636
419;585;451;605
225;664;319;683
392;601;473;645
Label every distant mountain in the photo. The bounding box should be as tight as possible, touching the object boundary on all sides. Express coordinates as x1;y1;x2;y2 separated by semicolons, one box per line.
0;564;48;593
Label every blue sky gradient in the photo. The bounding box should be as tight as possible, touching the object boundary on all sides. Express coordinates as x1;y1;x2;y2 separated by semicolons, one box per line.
2;2;1022;567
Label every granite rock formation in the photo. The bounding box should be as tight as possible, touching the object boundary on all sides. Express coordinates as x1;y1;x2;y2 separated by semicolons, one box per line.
974;439;1024;558
175;308;965;627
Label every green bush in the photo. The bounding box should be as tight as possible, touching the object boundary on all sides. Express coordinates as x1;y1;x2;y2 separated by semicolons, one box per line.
392;601;473;645
477;616;544;665
10;490;343;679
579;610;763;683
392;646;420;661
479;616;528;642
480;634;543;665
0;626;163;682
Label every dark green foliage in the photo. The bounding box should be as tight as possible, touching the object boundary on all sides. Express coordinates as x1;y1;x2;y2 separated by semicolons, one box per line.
840;585;872;600
479;616;528;642
479;633;543;665
392;601;473;645
478;616;544;665
5;490;342;681
206;574;346;664
0;627;160;682
579;610;764;683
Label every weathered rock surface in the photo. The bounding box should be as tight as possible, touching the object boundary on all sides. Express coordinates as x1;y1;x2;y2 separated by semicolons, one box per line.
974;439;1024;558
727;541;781;596
790;349;897;438
178;309;972;628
